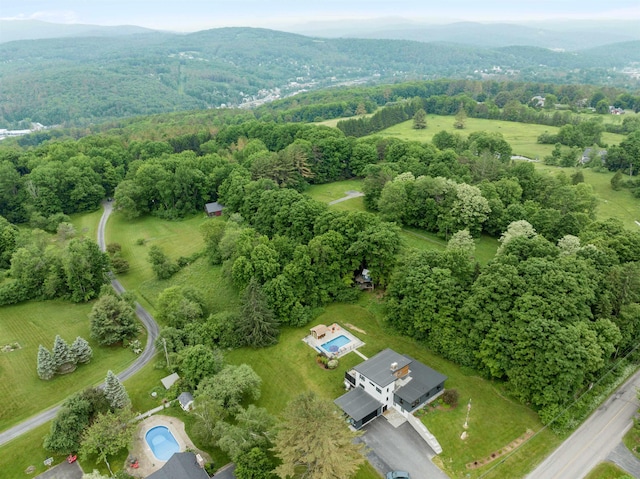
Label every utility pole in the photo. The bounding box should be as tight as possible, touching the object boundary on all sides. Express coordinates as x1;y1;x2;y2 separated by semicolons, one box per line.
162;338;170;369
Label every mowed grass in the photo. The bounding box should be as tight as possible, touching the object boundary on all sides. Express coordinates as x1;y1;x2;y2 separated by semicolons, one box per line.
226;297;554;479
584;462;631;479
532;163;640;230
0;422;59;478
305;179;365;203
0;300;138;431
69;207;103;242
376;115;625;160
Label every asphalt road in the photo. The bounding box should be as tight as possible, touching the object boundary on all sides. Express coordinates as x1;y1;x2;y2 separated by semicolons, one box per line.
0;201;160;447
526;369;640;479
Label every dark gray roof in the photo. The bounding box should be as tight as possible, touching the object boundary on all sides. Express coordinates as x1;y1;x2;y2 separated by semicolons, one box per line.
335;387;383;421
205;202;224;213
178;392;194;406
353;349;411;387
148;452;209;479
394;355;447;404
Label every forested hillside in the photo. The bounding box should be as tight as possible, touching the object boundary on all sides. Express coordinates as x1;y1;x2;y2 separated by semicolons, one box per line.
1;27;640;127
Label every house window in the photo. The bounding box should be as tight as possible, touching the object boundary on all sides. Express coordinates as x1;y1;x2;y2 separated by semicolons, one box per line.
359;383;364;389
437;385;443;391
369;381;375;387
359;374;365;381
375;387;381;394
411;399;420;408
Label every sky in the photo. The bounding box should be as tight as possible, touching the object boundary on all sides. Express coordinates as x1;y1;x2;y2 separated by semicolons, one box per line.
2;0;640;31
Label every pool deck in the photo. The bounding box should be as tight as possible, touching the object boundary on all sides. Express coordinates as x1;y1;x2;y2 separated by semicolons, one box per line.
303;323;365;358
126;414;211;478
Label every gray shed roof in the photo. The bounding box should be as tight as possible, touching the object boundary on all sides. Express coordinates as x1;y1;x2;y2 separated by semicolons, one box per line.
178;392;194;407
161;372;180;389
395;356;447;404
335;387;383;422
148;452;209;479
353;348;411;387
205;202;224;214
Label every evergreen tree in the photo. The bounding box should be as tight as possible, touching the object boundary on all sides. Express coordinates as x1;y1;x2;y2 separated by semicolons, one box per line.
37;345;55;380
274;392;364;479
71;336;93;364
412;108;427;129
238;278;279;348
52;335;76;373
454;106;467;129
104;370;130;410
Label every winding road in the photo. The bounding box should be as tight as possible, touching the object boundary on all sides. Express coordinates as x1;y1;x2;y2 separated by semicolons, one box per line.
0;201;159;447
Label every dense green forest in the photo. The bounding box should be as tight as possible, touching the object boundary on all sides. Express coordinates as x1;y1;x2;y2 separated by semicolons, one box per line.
1;27;640;127
1;82;640;430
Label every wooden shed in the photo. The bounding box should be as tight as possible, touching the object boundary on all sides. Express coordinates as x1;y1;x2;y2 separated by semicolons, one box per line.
205;202;224;217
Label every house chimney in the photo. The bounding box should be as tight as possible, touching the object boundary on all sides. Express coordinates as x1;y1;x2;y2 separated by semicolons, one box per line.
390;362;398;371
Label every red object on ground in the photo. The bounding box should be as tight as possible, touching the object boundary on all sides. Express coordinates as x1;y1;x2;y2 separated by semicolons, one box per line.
67;455;77;463
131;461;139;469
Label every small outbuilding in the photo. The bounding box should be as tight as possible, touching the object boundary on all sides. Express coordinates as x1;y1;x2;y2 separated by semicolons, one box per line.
161;372;180;390
178;392;195;411
205;202;224;217
310;324;329;340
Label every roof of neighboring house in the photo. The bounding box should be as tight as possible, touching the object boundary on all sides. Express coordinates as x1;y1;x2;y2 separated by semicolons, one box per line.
394;355;448;404
161;372;180;390
205;202;224;214
178;392;194;407
353;349;411;387
334;387;383;422
148;452;209;479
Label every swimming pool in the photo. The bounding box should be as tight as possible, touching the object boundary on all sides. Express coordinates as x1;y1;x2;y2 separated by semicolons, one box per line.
321;334;351;353
145;425;180;461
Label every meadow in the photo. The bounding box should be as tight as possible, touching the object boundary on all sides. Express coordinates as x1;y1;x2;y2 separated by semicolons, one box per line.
531;163;640;230
374;114;625;160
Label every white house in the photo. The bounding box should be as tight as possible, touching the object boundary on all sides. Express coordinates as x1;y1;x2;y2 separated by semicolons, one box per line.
335;348;446;429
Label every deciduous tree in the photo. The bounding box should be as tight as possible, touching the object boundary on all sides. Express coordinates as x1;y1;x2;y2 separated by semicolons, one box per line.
89;294;138;346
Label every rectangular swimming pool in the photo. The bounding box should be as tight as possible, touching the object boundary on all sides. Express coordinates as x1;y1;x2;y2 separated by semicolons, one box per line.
321;334;351;353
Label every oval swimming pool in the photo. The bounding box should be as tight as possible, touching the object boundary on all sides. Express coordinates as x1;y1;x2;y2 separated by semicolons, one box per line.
145;425;180;461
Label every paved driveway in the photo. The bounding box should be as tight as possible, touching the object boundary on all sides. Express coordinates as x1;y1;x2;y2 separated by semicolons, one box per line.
361;417;450;479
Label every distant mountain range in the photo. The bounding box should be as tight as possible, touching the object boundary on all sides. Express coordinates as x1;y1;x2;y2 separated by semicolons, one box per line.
283;18;640;51
0;23;639;128
0;20;156;43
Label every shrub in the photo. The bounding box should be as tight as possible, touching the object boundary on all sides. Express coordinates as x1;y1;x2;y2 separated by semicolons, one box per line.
442;388;459;407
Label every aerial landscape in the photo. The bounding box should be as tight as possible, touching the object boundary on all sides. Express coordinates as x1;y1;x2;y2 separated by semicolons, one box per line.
1;1;640;478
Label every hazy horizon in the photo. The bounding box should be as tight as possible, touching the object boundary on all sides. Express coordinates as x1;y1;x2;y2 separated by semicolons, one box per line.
2;0;640;32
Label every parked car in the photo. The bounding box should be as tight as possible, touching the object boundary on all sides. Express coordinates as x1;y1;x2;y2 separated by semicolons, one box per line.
386;472;410;479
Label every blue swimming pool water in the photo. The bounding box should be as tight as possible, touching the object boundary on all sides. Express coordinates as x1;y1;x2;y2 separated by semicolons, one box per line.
145;426;180;461
321;334;351;352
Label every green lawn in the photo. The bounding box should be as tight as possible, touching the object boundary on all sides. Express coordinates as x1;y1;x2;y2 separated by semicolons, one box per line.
305;179;365;203
0;300;139;431
532;163;640;230
375;115;625;160
0;422;61;478
69;207;103;242
584;462;631;479
226;296;556;479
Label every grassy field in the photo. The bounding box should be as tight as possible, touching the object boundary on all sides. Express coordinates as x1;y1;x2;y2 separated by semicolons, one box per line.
584;462;632;479
105;212;240;316
69;207;103;242
0;300;139;431
0;422;60;478
226;296;557;479
531;163;640;230
375;115;625;160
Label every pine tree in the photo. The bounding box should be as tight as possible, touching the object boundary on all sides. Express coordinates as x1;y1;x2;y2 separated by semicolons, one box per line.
71;336;93;364
238;278;279;348
52;335;76;373
37;345;55;380
104;370;130;409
